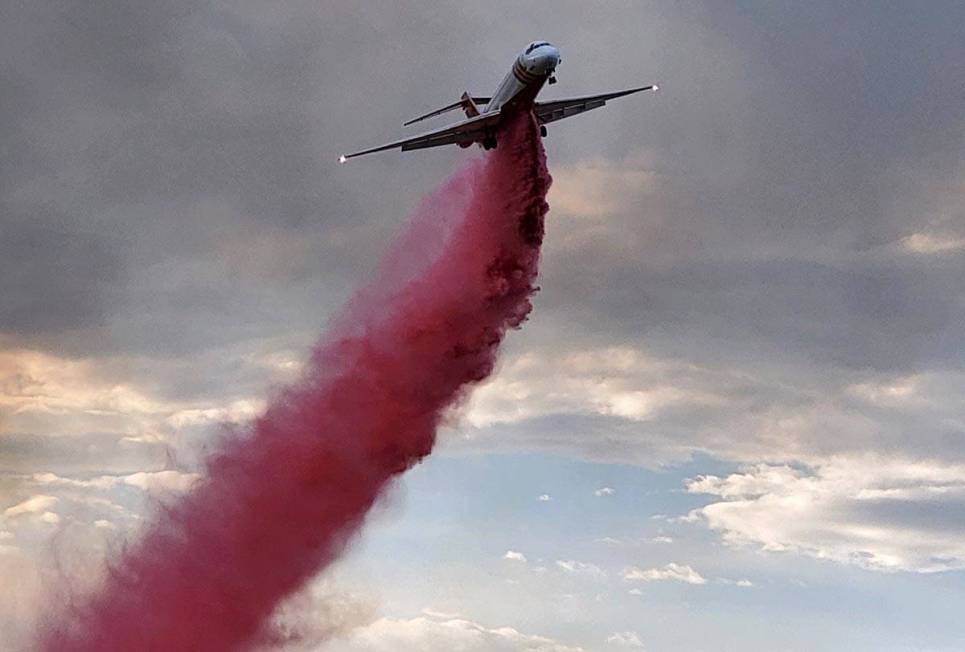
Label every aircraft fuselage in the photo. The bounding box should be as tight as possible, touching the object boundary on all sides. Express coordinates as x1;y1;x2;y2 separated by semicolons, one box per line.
484;41;562;115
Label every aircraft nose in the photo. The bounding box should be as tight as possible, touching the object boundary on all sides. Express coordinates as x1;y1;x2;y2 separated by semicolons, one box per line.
535;47;561;73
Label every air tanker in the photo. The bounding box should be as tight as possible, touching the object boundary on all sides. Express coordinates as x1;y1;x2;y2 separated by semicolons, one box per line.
340;41;657;162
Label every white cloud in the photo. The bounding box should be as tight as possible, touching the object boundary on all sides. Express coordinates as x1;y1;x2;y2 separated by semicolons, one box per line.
462;347;723;436
118;470;199;494
555;560;607;580
3;495;58;518
901;232;965;254
0;347;266;454
503;550;527;563
421;607;462;620
548;155;657;220
594;487;615;497
328;616;584;652
606;630;646;648
449;345;965;486
624;563;706;585
650;536;673;544
454;346;910;468
538;494;552;502
687;457;965;572
39;511;60;525
266;584;378;651
30;470;199;495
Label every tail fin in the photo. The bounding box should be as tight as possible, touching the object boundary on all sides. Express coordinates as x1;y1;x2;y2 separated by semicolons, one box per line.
460;92;481;118
404;93;491;126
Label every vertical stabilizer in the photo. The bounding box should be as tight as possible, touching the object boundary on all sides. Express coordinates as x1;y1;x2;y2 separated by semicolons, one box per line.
461;92;481;117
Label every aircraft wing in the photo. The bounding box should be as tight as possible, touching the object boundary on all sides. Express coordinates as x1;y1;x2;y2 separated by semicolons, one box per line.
534;85;657;125
340;111;502;162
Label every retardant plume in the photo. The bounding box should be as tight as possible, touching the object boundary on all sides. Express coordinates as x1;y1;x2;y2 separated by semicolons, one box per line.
36;111;550;651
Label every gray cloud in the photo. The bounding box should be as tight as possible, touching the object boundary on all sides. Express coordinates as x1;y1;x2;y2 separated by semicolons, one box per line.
4;0;962;364
2;0;965;600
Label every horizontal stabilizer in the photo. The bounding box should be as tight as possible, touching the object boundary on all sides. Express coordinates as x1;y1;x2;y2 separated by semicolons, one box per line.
404;96;491;126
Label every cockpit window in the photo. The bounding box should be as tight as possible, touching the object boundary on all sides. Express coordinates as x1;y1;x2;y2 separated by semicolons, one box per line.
525;41;549;54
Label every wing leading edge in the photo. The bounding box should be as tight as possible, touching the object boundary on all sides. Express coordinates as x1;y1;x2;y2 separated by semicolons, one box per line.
534;85;657;125
340;111;502;162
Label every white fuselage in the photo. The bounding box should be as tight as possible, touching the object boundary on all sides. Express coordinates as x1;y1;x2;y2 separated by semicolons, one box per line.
483;41;561;114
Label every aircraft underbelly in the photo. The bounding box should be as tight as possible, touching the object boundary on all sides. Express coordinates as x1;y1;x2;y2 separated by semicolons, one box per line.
486;72;545;117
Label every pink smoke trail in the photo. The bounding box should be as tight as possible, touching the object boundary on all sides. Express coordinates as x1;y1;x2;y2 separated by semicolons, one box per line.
38;112;550;651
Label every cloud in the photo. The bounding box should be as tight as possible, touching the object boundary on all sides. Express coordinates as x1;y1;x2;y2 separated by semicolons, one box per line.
0;346;265;467
0;348;173;438
624;563;707;585
4;0;965;474
594;487;616;497
463;347;716;433
421;607;463;620
555;560;607;580
687;457;965;572
538;494;552;502
326;616;584;652
503;550;527;563
901;232;965;255
3;495;58;518
0;469;199;544
3;3;965;645
548;155;656;220
29;470;199;495
263;584;378;651
0;467;207;608
454;345;965;476
606;631;646;648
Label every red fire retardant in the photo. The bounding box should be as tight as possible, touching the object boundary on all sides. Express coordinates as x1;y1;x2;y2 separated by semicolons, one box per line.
39;112;550;651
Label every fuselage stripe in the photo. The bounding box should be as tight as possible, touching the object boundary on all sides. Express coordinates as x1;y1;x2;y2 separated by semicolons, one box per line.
513;62;540;84
515;60;538;78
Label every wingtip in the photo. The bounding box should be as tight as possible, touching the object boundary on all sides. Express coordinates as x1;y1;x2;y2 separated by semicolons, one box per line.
652;84;659;92
338;155;347;164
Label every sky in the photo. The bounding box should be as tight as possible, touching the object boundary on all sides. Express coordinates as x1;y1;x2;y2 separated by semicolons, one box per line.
2;1;965;650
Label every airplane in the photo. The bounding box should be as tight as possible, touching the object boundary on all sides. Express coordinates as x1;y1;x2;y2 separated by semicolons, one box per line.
339;40;657;162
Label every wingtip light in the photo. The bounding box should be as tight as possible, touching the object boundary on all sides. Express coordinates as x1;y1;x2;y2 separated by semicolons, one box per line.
652;84;659;92
338;155;347;164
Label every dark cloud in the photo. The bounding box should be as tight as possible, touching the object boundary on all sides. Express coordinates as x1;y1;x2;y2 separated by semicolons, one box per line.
540;253;964;372
1;0;963;464
0;214;124;337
